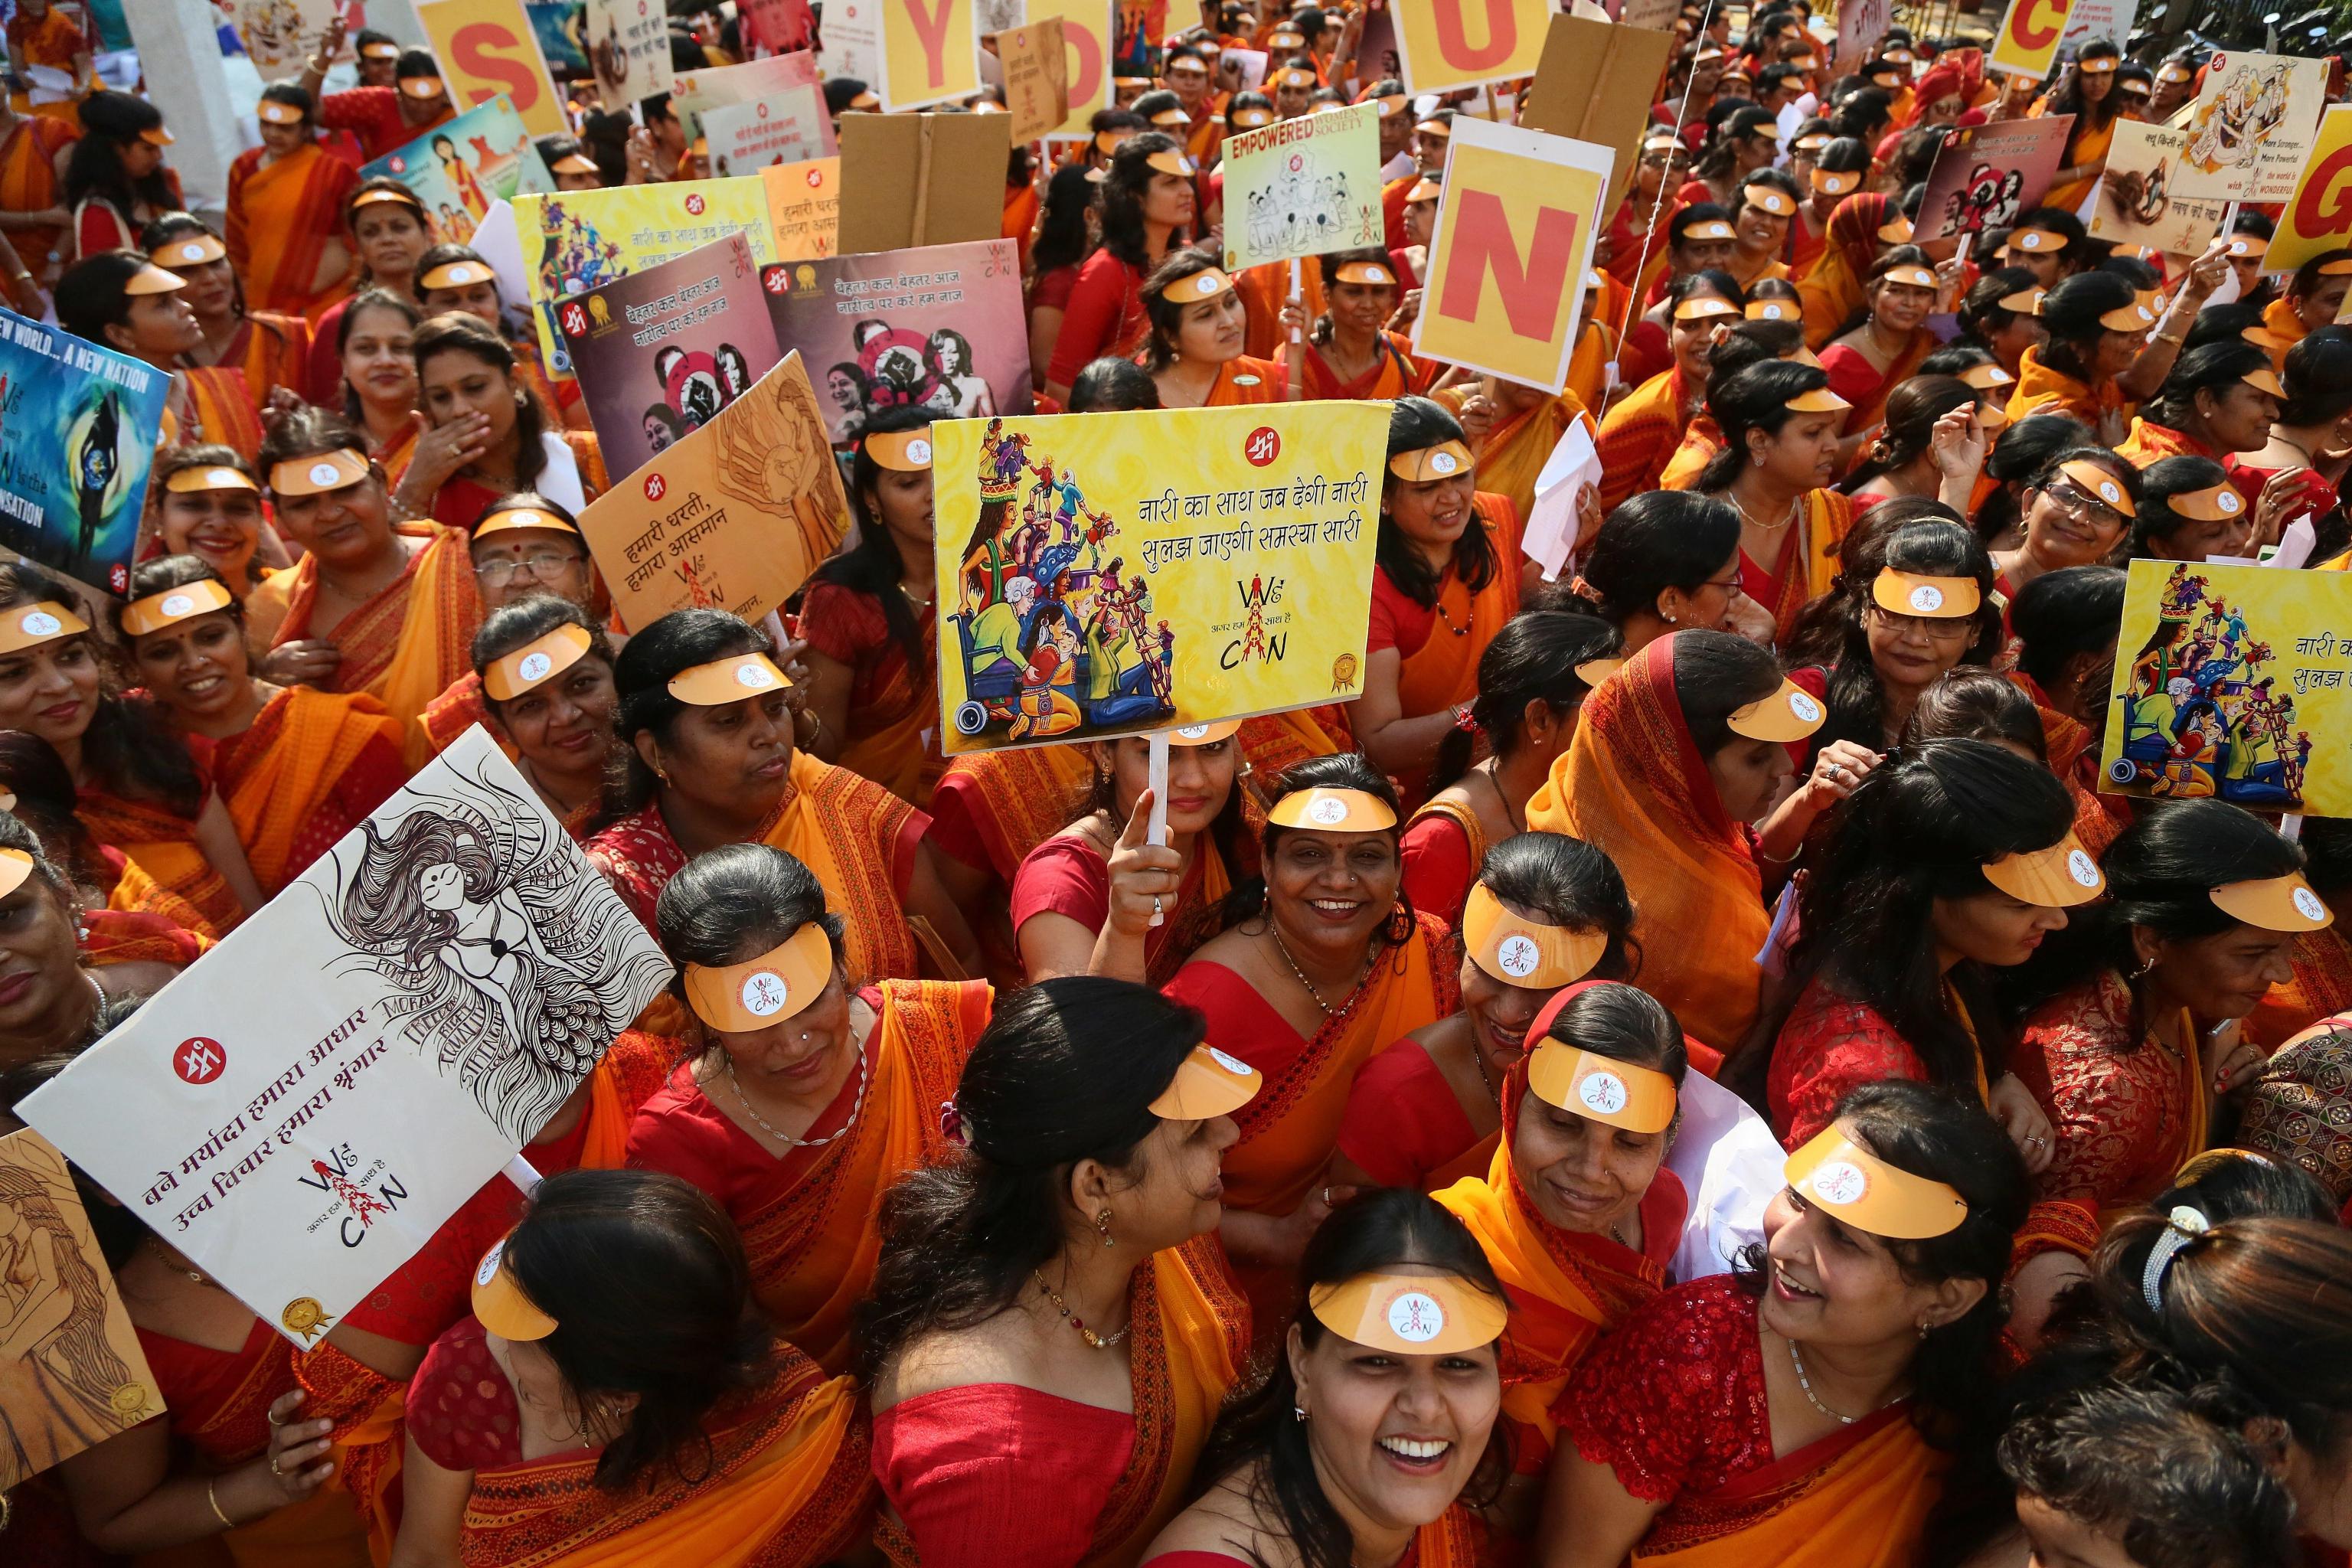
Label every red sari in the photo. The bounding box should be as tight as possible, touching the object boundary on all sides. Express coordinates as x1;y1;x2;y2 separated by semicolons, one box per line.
1766;977;1991;1148
1299;330;1429;400
799;577;941;807
2011;969;2210;1214
1336;1035;1494;1192
1012;832;1230;988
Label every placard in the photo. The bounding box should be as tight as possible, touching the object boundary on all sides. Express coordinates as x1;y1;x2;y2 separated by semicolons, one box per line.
1220;101;1384;271
2265;105;2352;274
673;51;835;155
998;15;1070;144
930;403;1387;752
1836;0;1890;70
1517;15;1676;198
2176;51;2331;204
1018;0;1112;137
1413;116;1610;394
1987;0;2073;80
557;233;783;478
760;238;1031;440
2090;119;2230;256
234;0;337;74
1914;116;2074;243
416;0;569;137
878;0;983;110
18;730;672;1348
1390;0;1550;95
2099;559;2352;813
820;0;882;84
360;96;555;250
2060;0;2133;51
525;0;590;75
515;179;782;376
0;305;168;598
575;351;851;630
740;0;818;55
704;93;834;175
764;158;842;259
835;110;1014;253
586;0;677;109
0;1128;163;1492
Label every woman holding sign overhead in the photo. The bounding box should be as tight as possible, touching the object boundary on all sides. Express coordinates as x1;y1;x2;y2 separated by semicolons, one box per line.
1044;132;1197;405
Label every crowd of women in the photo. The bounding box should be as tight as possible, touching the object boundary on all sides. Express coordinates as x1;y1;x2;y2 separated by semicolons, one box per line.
3;1;2352;1566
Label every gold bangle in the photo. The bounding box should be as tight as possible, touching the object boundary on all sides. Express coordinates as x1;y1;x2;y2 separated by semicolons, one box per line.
205;1477;233;1530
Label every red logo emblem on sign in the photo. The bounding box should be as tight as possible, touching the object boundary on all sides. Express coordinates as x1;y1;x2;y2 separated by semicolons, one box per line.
559;302;588;337
684;193;707;216
764;266;789;293
109;564;128;593
1289;152;1304;171
645;472;667;501
174;1037;226;1085
1244;426;1281;466
388;156;407;173
756;100;769;118
807;167;824;186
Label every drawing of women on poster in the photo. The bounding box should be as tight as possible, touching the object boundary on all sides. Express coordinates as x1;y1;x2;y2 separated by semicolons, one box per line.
2177;51;2329;202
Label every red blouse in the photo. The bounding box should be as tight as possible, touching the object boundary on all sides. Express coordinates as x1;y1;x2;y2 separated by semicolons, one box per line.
1046;250;1148;390
800;579;930;706
2010;969;2198;1210
1766;978;1934;1148
874;1383;1136;1568
1561;1275;1775;1502
1336;1039;1479;1190
1398;809;1476;929
408;1316;525;1472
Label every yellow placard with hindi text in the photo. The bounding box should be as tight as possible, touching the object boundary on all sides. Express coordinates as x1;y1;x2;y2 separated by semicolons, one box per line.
415;0;567;136
2269;106;2352;273
763;157;840;259
878;0;982;111
929;404;1388;752
1390;0;1550;94
1987;0;2074;80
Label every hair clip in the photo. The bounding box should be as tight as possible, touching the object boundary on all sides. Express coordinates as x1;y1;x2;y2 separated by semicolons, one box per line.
2141;1204;2210;1312
939;1098;969;1146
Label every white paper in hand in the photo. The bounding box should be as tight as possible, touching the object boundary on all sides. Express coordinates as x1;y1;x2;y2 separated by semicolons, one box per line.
1522;418;1605;581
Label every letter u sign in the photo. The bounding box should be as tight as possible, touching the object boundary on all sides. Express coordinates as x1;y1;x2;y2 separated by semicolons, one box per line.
1393;0;1548;93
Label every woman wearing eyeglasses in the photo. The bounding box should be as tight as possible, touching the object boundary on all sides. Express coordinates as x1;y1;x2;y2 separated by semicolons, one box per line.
1990;447;2141;603
419;493;598;756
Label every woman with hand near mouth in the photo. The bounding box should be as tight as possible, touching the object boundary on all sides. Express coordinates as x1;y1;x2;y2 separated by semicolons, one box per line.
116;555;406;898
1340;835;1637;1195
626;844;991;1374
864;978;1256;1563
400;312;606;531
1141;250;1296;408
1990;448;2140;602
1014;720;1247;988
586;609;979;985
466;596;620;831
1139;1188;1506;1568
1544;1080;2029;1568
416;493;598;757
2007;801;2318;1215
143;446;289;603
1694;358;1858;642
333;289;423;478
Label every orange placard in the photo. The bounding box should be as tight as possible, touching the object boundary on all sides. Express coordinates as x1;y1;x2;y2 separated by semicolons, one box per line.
763;156;840;258
1390;0;1550;94
1987;0;2073;80
2269;106;2352;273
415;0;567;136
879;0;981;111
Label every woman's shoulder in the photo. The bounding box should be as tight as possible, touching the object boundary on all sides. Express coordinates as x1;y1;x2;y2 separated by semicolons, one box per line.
871;1315;1058;1416
1142;1469;1290;1567
2018;968;2134;1054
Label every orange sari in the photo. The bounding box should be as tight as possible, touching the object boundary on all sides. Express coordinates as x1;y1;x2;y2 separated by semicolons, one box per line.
1597;368;1693;513
1432;387;1597;529
2115;417;2213;468
1793;194;1890;351
0;112;74;297
226;142;358;318
1525;635;1766;1051
76;789;240;939
1658;416;1723;490
185;364;266;464
1300;329;1428;400
207;686;407;895
1635;1406;1942;1566
1394;495;1521;724
2043;116;2115;217
1569;273;1632;414
1746;489;1857;644
2007;344;2124;429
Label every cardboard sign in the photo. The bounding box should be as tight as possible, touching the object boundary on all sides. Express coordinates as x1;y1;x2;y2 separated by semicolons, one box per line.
1019;0;1114;137
0;306;167;599
1220;103;1384;271
1914;116;2073;243
930;403;1387;752
526;0;591;74
557;233;783;479
836;110;1015;253
759;238;1031;443
2266;105;2352;274
673;51;836;155
0;1128;164;1491
877;0;983;110
1987;0;2073;80
18;731;672;1348
1518;14;1676;199
2099;559;2352;814
1390;0;1549;94
763;158;842;259
360;96;556;250
704;93;834;175
2091;120;2230;256
1413;116;1611;394
515;179;782;376
576;351;851;629
998;15;1070;144
740;0;818;54
234;0;337;74
416;0;568;137
586;0;677;109
2176;51;2331;204
1837;0;1891;68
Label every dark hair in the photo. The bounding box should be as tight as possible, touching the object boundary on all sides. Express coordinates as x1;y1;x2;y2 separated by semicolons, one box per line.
2010;565;2125;697
1697;358;1834;492
606;608;771;813
1709;318;1800;381
1958;266;2043;351
54;250;155;348
1141;246;1229;371
1067;356;1161;411
498;1169;778;1490
2183;300;2265;353
2134;456;2235;556
2037;270;2138;378
653;841;846;998
1540;980;1684;1083
1099;132;1190;268
1478;831;1638;982
416;242;501;302
1815;521;2001;753
470;593;616;720
1377;397;1494;609
1429;611;1619;792
65;93;173;230
258;404;378;492
854;978;1207;1380
1669;201;1735;252
1655;629;1779;764
1781;498;1966;668
1224;751;1410;935
2030;443;2141;521
1904;667;2046;760
121;554;244;642
258;81;314;126
141;211;253;326
413;312;550;491
149;442;259;498
1566;492;1740;629
0;734;101;888
2047;40;2123;136
811;404;934;678
2148;340;2274;431
1842;374;1978;493
2281;323;2352;428
1694;104;1780;180
1974;412;2090;544
2156;1148;2337;1227
1193;1189;1510;1568
0;802;74;908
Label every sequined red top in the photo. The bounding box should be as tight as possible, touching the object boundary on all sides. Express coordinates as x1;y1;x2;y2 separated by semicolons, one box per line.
1561;1275;1775;1501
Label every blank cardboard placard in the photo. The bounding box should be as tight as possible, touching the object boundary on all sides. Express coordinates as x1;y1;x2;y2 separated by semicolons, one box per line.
998;15;1070;143
1518;15;1674;202
837;110;1016;252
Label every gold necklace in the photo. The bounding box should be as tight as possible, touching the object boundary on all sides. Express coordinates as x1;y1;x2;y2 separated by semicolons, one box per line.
1269;925;1364;1018
1034;1270;1130;1349
1730;490;1799;533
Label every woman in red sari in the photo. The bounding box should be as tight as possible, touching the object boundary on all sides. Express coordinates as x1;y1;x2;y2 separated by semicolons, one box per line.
1141;1190;1504;1568
1043;132;1197;403
469;596;622;831
333;288;423;476
1341;835;1636;1194
0;812;181;1070
416;244;586;433
2008;800;2313;1216
1691;359;1858;643
145;213;312;467
864;978;1257;1566
400;312;604;529
1906;668;2125;864
417;492;596;756
1298;250;1428;401
1818;250;1941;436
224;85;357;320
1544;1080;2030;1568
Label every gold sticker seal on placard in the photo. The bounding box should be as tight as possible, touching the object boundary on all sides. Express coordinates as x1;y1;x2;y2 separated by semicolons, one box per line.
281;1296;331;1342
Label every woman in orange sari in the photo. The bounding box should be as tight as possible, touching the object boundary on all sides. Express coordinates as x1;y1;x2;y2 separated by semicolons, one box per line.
2010;801;2312;1215
2006;271;2158;439
586;609;980;982
117;556;406;898
1298;250;1428;400
417;492;596;756
625;842;988;1374
865;978;1257;1566
0;92;78;298
1597;276;1742;514
1433;373;1599;530
390;1171;873;1568
1140;249;1296;408
1543;1081;2029;1568
1340;838;1635;1194
1793;192;1905;351
145;213;312;466
224;86;358;321
2115;339;2285;469
1353;397;1521;805
468;596;622;831
2262;249;2352;364
1818;250;1941;435
1691;359;1859;642
334;288;423;475
245;407;482;767
2039;42;2122;216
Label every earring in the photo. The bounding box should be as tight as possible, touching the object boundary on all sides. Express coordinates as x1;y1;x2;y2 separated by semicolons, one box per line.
1095;1207;1115;1247
1916;1319;1932;1340
1664;613;1677;624
1753;452;1765;466
1292;1403;1307;1422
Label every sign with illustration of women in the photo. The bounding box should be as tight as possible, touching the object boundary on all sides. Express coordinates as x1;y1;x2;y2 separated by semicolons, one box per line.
0;1128;163;1491
18;731;672;1350
1221;102;1384;272
361;96;557;252
2090;120;2230;257
929;401;1387;753
2174;51;2331;204
0;304;168;599
1913;116;2074;243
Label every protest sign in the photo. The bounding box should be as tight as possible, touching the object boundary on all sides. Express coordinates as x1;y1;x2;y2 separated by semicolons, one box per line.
1837;0;1891;69
0;307;167;598
673;51;835;155
1618;0;1677;28
1413;116;1610;394
877;0;984;110
2090;120;2230;256
2061;0;2133;52
997;16;1070;144
1220;103;1383;271
361;96;554;250
576;352;851;629
1518;15;1675;195
820;0;882;84
2266;106;2352;273
467;201;540;341
2175;51;2331;204
415;0;567;136
740;0;818;55
515;179;781;375
1987;0;2073;80
760;238;1031;443
2098;559;2352;815
1355;0;1400;82
1389;0;1549;94
1914;116;2074;243
704;94;834;175
835;110;1014;252
586;0;677;109
929;402;1387;753
557;234;782;478
764;158;842;259
525;0;590;74
234;0;336;73
1019;0;1114;137
18;731;672;1348
0;1128;163;1492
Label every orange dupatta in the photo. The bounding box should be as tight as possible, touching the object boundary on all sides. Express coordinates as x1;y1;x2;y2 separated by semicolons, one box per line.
738;978;988;1373
213;686;405;894
1525;635;1767;1051
1752;489;1857;644
2007;344;2122;428
1658;416;1723;490
1793;194;1890;351
227;142;359;318
1597;368;1690;512
1634;1403;1942;1566
76;790;240;939
184;363;266;463
1394;495;1521;723
934;743;1099;881
1569;274;1632;414
761;750;922;983
2115;417;2213;468
833;612;942;808
2042;116;2115;216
